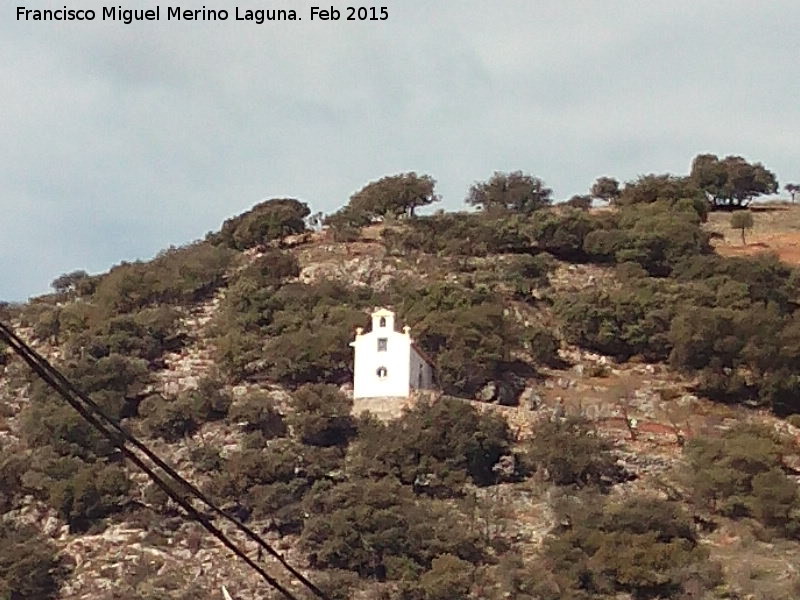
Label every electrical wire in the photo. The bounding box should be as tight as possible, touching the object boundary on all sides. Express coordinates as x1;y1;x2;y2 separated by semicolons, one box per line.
0;321;329;600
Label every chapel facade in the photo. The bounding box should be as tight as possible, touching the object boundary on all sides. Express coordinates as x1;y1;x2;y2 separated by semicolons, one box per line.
350;308;435;399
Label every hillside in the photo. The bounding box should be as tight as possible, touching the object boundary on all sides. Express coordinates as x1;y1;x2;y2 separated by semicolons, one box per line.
3;178;800;600
708;203;800;265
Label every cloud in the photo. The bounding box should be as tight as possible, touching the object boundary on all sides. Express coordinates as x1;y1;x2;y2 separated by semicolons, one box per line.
1;0;799;300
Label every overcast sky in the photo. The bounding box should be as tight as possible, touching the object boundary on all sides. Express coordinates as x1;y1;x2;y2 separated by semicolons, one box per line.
2;0;799;301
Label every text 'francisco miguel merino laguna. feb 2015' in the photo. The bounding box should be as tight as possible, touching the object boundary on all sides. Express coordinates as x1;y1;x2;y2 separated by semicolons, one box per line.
16;5;390;24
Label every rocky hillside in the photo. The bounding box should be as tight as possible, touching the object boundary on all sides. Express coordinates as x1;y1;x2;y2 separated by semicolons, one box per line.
3;189;800;600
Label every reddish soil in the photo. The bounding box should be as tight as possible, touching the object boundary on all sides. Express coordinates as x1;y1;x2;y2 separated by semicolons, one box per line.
714;232;800;265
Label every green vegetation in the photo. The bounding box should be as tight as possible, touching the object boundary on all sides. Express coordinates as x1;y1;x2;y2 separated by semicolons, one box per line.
590;176;621;203
524;417;623;487
730;210;754;244
213;198;309;250
690;154;778;209
6;159;800;597
91;243;238;316
466;171;552;214
539;495;719;599
352;398;513;494
0;523;65;599
348;172;439;219
301;477;483;580
684;426;800;537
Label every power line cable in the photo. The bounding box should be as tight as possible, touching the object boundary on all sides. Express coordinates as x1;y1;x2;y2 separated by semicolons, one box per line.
0;321;329;600
0;322;327;599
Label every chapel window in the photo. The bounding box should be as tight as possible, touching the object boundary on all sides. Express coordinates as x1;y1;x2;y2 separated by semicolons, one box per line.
378;338;388;352
376;366;388;378
379;316;386;327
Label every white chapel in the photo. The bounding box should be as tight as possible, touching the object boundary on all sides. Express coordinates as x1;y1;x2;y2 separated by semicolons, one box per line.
350;308;435;399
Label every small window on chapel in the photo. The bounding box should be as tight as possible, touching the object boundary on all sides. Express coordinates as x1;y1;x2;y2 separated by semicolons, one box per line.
377;338;388;352
376;366;388;378
379;316;387;327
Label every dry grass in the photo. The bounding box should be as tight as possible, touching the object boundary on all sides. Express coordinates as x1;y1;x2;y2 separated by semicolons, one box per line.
706;202;800;264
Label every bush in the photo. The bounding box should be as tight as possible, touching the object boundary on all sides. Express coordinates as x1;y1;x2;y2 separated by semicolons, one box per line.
214;278;376;384
139;394;199;442
48;462;131;532
557;284;677;361
51;269;90;295
381;213;521;257
615;201;711;275
466;171;552;214
228;391;287;439
0;523;65;599
393;284;518;397
22;354;150;459
22;452;131;533
140;380;230;442
523;325;559;366
209;439;342;533
91;242;238;316
352;398;513;494
300;477;483;579
683;425;800;536
524;417;623;487
503;254;554;298
419;554;473;600
214;198;309;250
288;384;355;447
542;495;716;599
72;306;183;364
618;173;705;212
0;452;29;513
348;172;439;218
527;208;603;260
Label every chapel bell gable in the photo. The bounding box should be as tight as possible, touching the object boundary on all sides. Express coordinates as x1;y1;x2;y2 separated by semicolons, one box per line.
371;308;395;332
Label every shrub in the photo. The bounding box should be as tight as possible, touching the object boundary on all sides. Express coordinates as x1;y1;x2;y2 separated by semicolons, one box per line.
381;213;517;257
352;398;512;494
393;284;518;397
683;425;800;536
139;395;199;442
527;208;602;260
565;194;592;210
419;554;473;600
22;452;131;533
214;278;376;384
618;173;705;211
503;254;553;298
214;198;309;250
300;477;483;579
72;306;183;363
524;417;623;487
186;376;232;422
47;462;131;532
209;439;343;532
0;452;28;512
189;445;223;473
0;523;65;599
228;391;287;439
91;242;237;316
22;354;150;459
557;284;677;361
348;172;439;218
523;325;559;366
51;269;90;294
542;495;716;599
288;384;355;447
466;171;552;214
